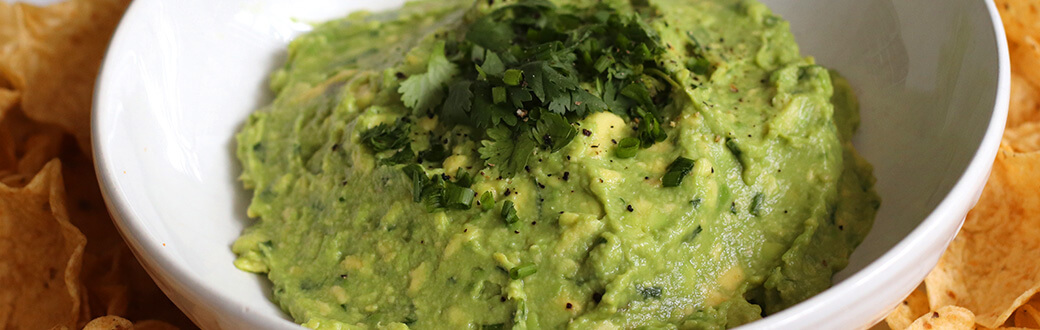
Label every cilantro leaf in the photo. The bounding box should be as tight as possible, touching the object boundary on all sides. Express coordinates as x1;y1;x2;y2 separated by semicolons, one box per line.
443;81;473;124
481;51;506;77
360;120;410;152
382;145;415;165
466;16;514;51
479;126;536;177
532;112;577;152
399;41;458;114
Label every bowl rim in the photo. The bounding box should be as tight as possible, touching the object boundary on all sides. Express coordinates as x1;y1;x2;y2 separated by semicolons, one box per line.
91;0;1011;328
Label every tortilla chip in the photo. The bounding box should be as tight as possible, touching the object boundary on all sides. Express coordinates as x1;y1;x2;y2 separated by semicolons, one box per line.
1011;296;1040;328
0;88;16;121
0;0;130;154
83;315;133;330
904;305;976;330
924;145;1040;328
1006;121;1040;153
0;109;65;187
1009;73;1040;130
132;320;180;330
0;160;87;329
887;285;932;330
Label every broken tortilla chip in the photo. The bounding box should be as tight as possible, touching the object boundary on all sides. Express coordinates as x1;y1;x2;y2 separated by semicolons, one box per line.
905;306;976;330
924;145;1040;328
886;285;931;330
0;160;86;329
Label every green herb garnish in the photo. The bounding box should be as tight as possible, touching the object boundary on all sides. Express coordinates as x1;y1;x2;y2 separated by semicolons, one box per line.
662;156;695;187
750;192;765;216
409;1;673;178
501;200;519;225
479;191;495;211
509;263;537;279
443;184;476;209
615;137;640;158
360;120;410;152
403;165;476;211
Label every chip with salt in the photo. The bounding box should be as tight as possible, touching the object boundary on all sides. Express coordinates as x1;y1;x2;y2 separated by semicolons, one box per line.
905;305;976;330
924;145;1040;328
0;160;86;329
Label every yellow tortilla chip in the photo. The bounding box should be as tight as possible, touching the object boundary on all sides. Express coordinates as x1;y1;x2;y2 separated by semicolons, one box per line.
0;109;65;187
924;145;1040;328
0;160;86;329
905;305;976;330
0;0;130;154
1006;121;1040;153
1011;296;1040;328
1008;73;1040;130
0;88;16;122
887;285;932;330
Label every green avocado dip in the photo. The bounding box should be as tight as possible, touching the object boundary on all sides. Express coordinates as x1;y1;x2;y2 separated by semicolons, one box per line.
232;0;880;328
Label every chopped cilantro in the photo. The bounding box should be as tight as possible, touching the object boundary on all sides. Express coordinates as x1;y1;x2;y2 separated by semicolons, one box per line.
532;112;577;152
479;127;536;177
399;41;458;114
360;120;410;152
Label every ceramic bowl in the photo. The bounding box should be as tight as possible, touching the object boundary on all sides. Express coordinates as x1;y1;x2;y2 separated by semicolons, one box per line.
93;0;1009;328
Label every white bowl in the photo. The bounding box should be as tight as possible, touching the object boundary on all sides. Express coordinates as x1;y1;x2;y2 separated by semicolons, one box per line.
93;0;1009;328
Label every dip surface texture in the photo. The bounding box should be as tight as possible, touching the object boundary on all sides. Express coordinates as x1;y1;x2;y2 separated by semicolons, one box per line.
233;0;880;328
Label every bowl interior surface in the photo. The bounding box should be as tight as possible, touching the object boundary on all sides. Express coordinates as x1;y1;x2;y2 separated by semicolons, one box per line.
93;0;1006;328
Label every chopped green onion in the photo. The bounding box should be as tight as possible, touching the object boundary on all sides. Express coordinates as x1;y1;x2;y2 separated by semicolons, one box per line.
615;137;640;158
492;86;507;104
750;192;765;216
455;171;473;187
443;184;475;210
402;164;428;202
593;55;614;73
501;200;519;225
503;69;523;86
662;156;695;187
480;191;495;211
725;138;742;158
509;263;537;279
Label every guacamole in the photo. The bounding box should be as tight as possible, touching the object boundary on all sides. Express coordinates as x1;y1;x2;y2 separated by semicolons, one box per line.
233;0;880;329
